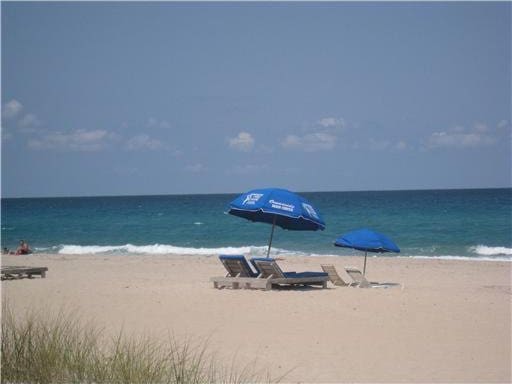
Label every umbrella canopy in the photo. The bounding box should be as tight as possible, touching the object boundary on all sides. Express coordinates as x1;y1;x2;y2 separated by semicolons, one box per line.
228;188;325;256
334;228;400;275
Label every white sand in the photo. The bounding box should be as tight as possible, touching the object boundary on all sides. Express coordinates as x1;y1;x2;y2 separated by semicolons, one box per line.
2;253;511;383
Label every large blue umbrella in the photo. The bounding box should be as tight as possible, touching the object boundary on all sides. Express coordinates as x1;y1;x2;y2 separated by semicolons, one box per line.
334;228;400;275
228;188;325;257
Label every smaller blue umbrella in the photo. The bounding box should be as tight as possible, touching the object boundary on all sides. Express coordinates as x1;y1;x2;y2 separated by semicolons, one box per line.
334;228;400;275
228;188;325;257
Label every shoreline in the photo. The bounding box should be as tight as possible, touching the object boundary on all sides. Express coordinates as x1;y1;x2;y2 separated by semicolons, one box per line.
2;253;511;382
9;248;512;262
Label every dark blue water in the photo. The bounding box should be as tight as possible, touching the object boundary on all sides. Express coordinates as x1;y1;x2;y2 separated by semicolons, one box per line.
1;189;511;260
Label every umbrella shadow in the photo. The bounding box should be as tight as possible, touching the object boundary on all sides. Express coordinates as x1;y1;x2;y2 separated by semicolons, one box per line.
367;282;402;289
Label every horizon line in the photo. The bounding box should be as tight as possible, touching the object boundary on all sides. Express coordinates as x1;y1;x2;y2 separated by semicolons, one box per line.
2;186;511;200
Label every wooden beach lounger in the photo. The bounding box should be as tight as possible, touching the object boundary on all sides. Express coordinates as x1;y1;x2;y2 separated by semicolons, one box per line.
321;264;352;286
210;256;328;290
249;257;295;275
210;255;273;290
218;255;258;277
252;259;328;289
1;266;48;280
210;275;273;290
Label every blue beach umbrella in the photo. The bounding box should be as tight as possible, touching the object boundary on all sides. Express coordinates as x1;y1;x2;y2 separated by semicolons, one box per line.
334;228;400;275
228;188;325;257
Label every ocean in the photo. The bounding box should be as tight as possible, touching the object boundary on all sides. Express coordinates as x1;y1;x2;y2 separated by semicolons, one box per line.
1;188;511;261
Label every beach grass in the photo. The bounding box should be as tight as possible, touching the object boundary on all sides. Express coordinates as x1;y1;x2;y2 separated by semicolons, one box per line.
1;303;273;384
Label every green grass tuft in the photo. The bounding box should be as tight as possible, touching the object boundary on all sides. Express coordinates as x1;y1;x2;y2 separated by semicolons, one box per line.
1;303;278;383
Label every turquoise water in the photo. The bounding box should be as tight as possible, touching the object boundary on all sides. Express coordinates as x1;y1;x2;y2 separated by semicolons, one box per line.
1;189;511;260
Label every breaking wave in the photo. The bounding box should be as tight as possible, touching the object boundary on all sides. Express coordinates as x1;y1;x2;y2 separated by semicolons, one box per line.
29;243;512;261
50;244;294;257
406;255;511;262
469;245;512;256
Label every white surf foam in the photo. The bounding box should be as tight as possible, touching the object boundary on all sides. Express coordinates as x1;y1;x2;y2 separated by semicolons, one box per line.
56;244;292;256
469;245;512;256
38;244;512;262
404;255;511;262
310;253;512;262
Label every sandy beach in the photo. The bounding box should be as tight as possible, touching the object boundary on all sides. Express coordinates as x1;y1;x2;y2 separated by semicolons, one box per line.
1;253;510;383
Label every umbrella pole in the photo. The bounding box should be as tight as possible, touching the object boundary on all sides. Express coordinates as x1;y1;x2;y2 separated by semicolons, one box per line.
363;251;367;276
267;216;276;257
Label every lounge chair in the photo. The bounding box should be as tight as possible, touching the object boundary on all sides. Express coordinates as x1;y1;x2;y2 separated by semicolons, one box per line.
211;255;272;290
218;255;258;277
320;264;351;286
345;267;372;288
344;267;400;288
1;266;48;280
251;259;328;288
249;257;295;276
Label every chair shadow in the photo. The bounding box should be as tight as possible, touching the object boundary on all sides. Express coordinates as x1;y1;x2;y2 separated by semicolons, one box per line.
271;284;327;291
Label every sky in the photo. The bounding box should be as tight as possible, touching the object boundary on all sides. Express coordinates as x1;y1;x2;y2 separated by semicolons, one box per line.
1;2;511;198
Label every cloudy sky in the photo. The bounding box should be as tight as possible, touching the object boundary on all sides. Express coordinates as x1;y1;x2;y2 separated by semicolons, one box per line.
2;2;510;198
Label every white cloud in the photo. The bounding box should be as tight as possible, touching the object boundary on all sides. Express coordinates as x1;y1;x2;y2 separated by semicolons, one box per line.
280;116;345;152
18;113;42;131
2;100;42;133
2;99;23;119
228;132;255;152
427;129;495;149
281;132;336;152
28;129;110;151
125;134;164;151
281;134;301;148
395;140;408;150
497;120;509;129
473;122;489;133
147;117;171;130
317;117;345;130
4;101;173;154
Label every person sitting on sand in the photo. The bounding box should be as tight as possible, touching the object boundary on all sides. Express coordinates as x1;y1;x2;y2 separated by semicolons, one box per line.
15;240;32;255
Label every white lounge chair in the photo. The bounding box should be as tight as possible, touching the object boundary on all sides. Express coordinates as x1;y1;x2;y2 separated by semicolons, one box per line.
320;264;352;287
210;255;272;290
320;264;353;287
252;259;328;289
345;267;400;289
345;267;372;288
